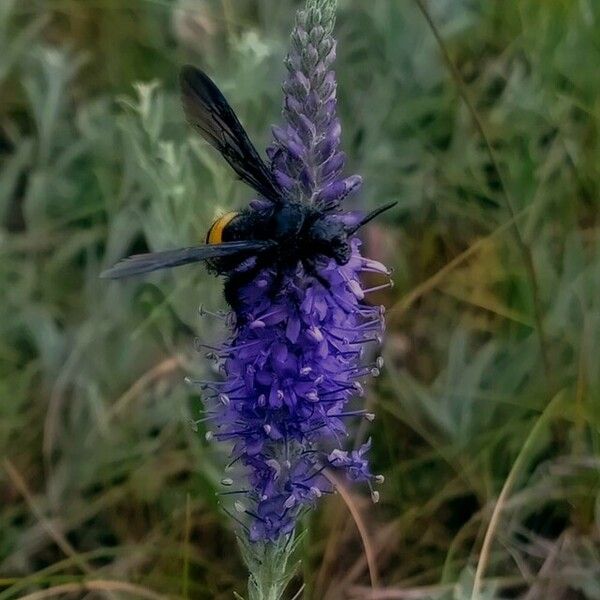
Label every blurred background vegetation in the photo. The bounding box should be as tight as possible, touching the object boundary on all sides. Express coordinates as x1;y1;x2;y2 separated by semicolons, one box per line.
1;0;599;598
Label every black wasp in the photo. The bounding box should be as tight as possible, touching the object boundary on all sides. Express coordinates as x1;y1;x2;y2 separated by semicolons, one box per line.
101;66;395;309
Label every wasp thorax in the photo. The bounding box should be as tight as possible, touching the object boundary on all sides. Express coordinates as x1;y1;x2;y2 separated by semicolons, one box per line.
307;215;351;265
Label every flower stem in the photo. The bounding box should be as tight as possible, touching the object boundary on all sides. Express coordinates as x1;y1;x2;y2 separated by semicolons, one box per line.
239;533;302;600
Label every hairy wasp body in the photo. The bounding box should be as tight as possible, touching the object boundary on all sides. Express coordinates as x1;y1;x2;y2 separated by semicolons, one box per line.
101;66;394;311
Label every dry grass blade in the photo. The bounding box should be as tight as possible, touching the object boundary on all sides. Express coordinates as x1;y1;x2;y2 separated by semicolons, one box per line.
522;532;566;600
349;582;454;599
471;392;565;598
339;521;400;593
387;208;529;324
324;469;380;589
349;576;524;599
107;355;184;419
412;0;550;378
2;459;93;575
289;582;306;600
16;579;167;600
313;494;350;594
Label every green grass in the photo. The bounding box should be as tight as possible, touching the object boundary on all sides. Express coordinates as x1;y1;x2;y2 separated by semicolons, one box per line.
1;0;599;598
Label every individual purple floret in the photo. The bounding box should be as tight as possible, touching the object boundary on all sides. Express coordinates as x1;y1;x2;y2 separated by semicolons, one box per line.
190;0;390;542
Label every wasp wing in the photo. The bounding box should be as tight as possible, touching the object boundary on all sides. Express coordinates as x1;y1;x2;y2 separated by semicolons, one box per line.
180;65;283;204
100;240;270;279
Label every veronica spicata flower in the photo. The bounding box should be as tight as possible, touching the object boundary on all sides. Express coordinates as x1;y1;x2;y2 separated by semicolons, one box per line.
189;0;391;542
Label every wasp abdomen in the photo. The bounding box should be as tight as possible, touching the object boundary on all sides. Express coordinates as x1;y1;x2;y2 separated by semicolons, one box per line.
206;212;239;244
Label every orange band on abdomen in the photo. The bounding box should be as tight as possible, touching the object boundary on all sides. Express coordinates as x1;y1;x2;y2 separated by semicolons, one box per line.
206;211;238;245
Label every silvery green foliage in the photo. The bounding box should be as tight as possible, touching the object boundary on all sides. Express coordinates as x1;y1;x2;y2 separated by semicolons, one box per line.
0;0;47;85
0;4;228;570
107;81;228;331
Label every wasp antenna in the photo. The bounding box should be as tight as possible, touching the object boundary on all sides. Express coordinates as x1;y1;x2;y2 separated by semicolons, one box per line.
347;201;397;235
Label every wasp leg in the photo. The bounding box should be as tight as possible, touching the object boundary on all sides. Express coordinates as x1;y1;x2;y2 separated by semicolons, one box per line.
224;255;271;317
303;258;332;292
224;270;259;314
267;266;289;302
303;258;356;313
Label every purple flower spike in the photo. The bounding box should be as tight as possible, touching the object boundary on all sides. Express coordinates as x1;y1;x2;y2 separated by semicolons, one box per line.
194;0;389;542
268;0;360;208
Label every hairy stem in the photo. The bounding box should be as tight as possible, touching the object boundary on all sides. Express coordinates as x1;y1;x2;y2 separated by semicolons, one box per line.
239;534;301;600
